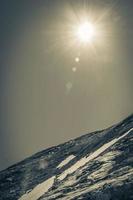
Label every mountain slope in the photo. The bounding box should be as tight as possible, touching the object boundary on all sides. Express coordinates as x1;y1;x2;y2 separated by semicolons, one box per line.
0;115;133;200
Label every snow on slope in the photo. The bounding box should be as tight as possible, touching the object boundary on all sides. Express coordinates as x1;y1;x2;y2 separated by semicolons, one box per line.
58;128;133;181
18;176;55;200
18;128;133;200
60;169;133;200
57;155;75;169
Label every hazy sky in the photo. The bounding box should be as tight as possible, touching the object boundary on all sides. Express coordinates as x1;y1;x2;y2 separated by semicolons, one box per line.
0;0;133;171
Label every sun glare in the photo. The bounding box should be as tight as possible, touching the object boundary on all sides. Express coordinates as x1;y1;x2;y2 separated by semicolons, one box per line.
76;22;95;43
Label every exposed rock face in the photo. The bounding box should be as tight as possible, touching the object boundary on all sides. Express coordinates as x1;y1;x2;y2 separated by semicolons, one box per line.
0;115;133;200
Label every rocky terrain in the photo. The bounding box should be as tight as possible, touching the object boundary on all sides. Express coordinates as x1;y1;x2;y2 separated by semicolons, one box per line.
0;114;133;200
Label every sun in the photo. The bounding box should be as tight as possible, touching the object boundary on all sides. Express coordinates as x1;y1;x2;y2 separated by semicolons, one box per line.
76;22;95;43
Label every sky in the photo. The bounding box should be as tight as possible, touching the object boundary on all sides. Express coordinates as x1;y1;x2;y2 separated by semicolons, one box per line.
0;0;133;171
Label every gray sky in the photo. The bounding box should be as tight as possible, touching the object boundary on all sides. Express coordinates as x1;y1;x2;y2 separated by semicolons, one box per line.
0;0;133;171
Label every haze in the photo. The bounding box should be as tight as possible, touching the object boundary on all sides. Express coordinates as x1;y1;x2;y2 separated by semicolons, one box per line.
0;0;133;171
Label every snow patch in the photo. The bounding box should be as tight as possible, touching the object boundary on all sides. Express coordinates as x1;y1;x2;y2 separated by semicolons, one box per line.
18;176;55;200
88;162;113;180
57;155;75;169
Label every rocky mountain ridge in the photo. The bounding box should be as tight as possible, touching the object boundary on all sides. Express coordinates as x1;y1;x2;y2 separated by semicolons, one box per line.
0;114;133;200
